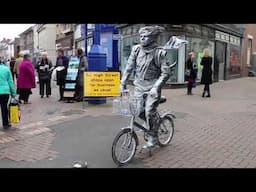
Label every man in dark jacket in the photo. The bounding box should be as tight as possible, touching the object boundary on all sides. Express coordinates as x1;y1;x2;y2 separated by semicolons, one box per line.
36;52;53;98
55;48;69;101
74;48;88;102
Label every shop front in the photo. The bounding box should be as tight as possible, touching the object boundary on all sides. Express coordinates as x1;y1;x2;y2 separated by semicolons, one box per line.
214;30;242;81
119;24;242;85
119;24;184;84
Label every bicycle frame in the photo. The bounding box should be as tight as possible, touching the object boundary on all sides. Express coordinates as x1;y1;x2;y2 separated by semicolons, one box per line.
121;90;176;136
126;113;160;137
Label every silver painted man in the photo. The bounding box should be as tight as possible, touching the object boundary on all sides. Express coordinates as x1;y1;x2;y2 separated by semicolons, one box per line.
121;26;171;147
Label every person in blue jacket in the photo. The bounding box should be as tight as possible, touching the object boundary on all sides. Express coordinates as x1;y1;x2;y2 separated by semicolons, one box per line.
0;61;16;129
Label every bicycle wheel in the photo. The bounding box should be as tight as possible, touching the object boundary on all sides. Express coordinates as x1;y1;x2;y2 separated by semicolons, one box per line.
157;115;174;147
112;128;138;166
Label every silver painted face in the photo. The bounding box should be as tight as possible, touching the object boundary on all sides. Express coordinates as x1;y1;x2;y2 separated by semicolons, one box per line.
140;33;153;47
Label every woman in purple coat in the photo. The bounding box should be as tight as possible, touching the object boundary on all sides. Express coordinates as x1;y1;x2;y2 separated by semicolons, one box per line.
17;54;36;104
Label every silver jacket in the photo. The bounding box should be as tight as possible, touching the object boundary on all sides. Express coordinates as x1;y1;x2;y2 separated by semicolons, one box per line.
121;44;171;91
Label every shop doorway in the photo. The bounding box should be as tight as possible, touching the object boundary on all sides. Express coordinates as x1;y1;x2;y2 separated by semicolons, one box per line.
214;41;227;81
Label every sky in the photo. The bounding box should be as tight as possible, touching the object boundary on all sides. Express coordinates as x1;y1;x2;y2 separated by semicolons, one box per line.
0;24;35;40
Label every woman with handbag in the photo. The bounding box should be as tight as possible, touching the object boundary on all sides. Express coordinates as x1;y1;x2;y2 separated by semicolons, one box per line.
36;52;53;98
0;60;16;129
185;51;197;95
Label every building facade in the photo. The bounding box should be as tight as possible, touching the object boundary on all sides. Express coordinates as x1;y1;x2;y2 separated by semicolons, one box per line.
7;40;14;58
0;38;13;60
14;37;20;58
240;24;256;76
56;24;74;56
74;24;85;50
33;24;39;64
118;24;244;84
19;26;34;55
37;24;57;64
74;24;94;55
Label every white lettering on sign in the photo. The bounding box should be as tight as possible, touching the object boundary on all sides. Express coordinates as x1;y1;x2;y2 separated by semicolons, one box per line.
215;30;230;43
230;35;240;46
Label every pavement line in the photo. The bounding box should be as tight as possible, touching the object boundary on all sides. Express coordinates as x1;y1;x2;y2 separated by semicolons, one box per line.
19;121;44;130
48;116;68;122
23;127;51;136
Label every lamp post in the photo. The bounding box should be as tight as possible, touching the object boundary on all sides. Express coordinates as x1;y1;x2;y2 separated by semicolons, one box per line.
87;24;107;104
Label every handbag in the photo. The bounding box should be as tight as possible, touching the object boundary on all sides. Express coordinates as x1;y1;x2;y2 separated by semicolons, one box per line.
192;82;196;88
9;98;21;124
185;69;191;81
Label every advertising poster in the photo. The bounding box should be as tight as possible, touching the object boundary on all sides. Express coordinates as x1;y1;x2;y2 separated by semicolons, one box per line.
65;56;80;90
84;72;120;97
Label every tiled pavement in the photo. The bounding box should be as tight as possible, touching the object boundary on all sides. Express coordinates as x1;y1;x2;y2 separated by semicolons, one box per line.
1;77;256;167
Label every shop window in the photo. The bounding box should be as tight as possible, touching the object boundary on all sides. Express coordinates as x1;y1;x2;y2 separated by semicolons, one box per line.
230;45;241;75
166;49;178;82
186;37;214;80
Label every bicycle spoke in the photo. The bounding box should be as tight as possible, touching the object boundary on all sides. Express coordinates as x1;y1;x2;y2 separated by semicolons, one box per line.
116;133;133;162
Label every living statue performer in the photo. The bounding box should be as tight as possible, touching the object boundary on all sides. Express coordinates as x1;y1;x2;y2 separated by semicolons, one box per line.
120;25;188;147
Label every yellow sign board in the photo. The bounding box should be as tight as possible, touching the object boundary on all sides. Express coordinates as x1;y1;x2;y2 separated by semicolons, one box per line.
84;72;120;97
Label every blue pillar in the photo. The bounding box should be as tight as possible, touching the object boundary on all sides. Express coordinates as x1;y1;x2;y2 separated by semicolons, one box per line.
87;24;107;104
112;27;119;71
84;24;88;57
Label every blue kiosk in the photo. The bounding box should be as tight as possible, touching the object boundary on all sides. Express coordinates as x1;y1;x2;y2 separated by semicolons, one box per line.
99;24;119;71
86;24;119;104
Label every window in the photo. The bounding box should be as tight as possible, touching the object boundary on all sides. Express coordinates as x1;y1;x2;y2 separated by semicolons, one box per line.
247;38;252;66
230;45;241;75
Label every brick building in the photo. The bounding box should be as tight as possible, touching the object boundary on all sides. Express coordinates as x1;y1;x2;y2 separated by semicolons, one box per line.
241;24;256;76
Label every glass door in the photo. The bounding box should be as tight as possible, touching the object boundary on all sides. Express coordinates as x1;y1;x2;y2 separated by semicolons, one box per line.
214;41;227;81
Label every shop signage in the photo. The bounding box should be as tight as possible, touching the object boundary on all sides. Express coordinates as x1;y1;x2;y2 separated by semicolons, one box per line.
215;31;229;43
215;31;240;46
230;35;240;46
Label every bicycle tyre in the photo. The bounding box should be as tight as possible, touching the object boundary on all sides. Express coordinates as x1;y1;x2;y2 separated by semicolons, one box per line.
157;115;174;147
112;128;138;166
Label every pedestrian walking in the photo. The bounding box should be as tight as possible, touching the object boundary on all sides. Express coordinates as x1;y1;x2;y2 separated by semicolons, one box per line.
55;48;69;101
17;54;36;104
185;51;197;95
74;48;88;102
200;48;213;97
0;60;16;129
14;52;24;79
9;57;16;81
14;52;24;103
36;52;53;98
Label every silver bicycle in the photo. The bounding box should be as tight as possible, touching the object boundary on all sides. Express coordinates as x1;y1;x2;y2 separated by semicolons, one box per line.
111;90;175;166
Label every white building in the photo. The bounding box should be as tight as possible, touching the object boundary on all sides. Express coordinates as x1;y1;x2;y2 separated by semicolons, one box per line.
7;40;14;58
33;24;39;53
37;24;57;63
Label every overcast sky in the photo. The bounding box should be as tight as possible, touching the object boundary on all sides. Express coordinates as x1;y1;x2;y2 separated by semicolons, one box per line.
0;24;35;40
